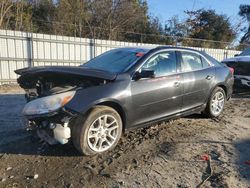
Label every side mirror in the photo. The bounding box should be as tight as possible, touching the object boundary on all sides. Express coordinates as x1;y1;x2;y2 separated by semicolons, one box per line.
134;70;155;80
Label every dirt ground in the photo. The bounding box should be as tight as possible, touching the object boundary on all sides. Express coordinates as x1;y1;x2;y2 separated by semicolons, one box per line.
0;86;250;188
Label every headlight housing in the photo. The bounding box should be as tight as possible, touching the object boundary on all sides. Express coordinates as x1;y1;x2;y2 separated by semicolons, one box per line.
23;91;76;116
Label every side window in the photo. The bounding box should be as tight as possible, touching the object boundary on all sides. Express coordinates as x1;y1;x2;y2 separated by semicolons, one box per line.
181;51;202;71
141;51;177;77
201;56;211;68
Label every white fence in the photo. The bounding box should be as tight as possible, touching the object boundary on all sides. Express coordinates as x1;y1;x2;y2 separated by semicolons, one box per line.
0;29;241;83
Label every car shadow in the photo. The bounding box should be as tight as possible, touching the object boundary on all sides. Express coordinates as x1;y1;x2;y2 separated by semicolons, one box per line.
0;135;82;157
183;113;207;119
232;90;250;99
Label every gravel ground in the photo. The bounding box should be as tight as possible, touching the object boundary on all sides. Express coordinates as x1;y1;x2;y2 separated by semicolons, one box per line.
0;86;250;188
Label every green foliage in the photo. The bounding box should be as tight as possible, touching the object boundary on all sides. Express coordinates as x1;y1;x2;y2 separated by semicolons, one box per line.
165;16;188;38
32;0;55;34
165;10;236;48
184;9;236;48
0;1;239;48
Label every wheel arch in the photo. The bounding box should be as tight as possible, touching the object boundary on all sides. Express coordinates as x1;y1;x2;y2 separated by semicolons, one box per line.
95;101;127;132
205;83;228;105
216;84;227;97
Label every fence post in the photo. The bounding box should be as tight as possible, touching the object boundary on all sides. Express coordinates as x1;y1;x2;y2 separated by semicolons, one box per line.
224;50;228;60
89;38;95;59
27;34;34;67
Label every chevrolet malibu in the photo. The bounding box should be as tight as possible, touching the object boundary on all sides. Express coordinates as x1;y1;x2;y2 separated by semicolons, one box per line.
15;46;234;155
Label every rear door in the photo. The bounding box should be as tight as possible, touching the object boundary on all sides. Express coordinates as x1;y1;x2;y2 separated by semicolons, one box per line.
129;50;183;126
178;50;215;111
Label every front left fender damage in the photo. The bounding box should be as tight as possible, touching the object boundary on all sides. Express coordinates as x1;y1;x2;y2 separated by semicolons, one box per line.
16;66;115;145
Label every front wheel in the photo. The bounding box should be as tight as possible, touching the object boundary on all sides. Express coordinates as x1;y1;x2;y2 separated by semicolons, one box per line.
204;87;226;118
72;106;122;155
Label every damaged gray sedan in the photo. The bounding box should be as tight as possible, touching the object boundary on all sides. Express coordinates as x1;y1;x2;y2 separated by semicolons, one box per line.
15;46;234;155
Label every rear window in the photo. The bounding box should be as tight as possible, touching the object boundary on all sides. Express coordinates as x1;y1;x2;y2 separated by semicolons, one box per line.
181;51;203;71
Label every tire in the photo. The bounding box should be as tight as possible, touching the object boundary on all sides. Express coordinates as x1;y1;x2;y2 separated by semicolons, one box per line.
72;105;123;155
203;87;226;118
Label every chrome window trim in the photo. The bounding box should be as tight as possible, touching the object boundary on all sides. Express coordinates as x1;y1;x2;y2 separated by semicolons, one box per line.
132;48;214;79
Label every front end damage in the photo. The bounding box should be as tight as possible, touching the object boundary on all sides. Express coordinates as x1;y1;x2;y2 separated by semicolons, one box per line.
15;66;115;145
26;108;75;145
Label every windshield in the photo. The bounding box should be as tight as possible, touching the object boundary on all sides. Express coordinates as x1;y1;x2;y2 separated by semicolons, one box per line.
82;48;146;73
239;48;250;56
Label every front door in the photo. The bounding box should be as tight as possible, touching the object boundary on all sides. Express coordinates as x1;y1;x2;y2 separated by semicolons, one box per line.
130;50;183;126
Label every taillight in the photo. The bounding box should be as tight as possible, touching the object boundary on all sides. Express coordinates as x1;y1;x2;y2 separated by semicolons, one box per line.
229;67;234;75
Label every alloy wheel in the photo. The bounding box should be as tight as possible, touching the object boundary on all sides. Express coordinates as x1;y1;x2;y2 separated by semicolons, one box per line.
87;114;119;152
211;91;225;116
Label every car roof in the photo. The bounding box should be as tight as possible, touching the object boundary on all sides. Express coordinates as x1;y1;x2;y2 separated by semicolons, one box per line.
154;46;204;53
121;46;203;54
117;47;151;52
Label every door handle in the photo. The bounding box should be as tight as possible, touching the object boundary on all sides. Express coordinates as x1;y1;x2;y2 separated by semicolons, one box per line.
174;81;180;87
206;75;213;80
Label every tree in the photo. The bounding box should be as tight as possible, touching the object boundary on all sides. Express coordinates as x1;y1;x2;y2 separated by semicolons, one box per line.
165;16;189;45
53;0;87;37
0;0;32;31
183;9;236;48
239;4;250;45
52;0;153;42
165;16;188;38
13;1;32;31
141;15;167;44
83;0;149;40
31;0;56;34
0;0;14;29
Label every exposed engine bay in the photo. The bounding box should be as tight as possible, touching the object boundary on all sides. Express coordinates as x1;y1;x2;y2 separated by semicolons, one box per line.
20;73;107;101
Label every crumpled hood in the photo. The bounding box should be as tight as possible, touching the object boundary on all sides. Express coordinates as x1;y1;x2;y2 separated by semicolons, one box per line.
15;66;117;89
222;56;250;63
15;66;117;80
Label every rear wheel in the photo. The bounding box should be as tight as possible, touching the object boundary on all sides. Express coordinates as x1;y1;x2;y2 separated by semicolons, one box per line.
72;106;122;155
204;87;226;118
